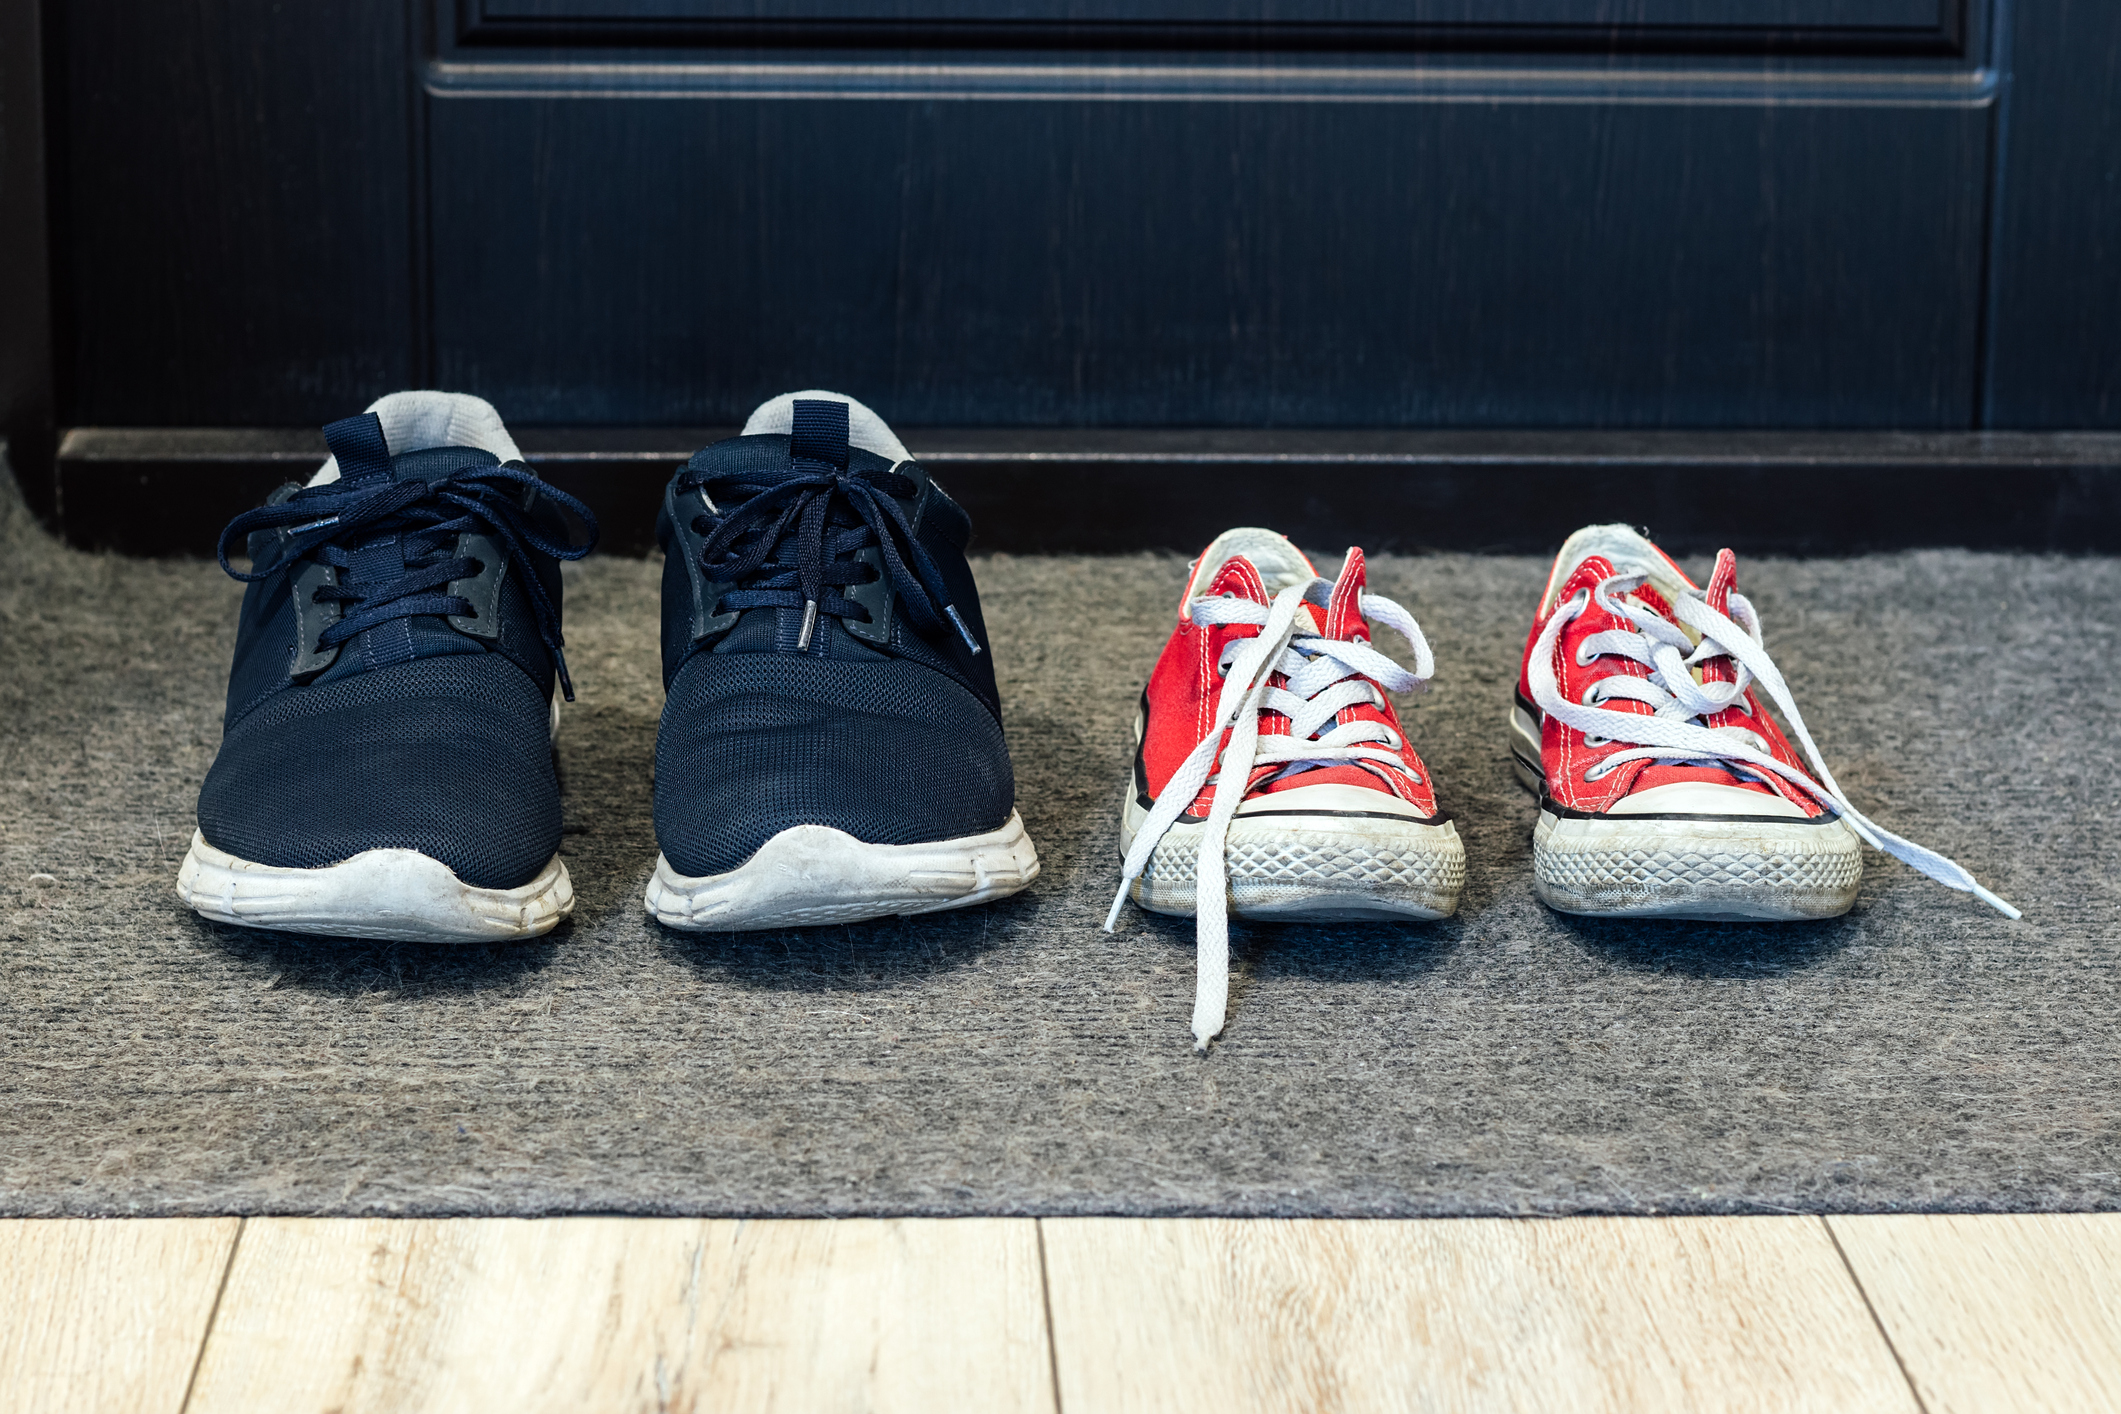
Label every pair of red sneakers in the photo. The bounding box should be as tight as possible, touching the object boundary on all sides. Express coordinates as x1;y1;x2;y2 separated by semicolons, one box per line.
1112;525;2018;1050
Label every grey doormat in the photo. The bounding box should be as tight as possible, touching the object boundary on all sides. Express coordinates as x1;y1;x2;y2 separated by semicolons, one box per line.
2;462;2115;1219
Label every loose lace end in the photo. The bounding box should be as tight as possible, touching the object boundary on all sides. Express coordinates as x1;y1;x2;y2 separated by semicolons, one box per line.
1972;883;2023;921
796;598;819;651
1190;997;1225;1053
554;647;576;703
945;604;983;656
1102;884;1130;933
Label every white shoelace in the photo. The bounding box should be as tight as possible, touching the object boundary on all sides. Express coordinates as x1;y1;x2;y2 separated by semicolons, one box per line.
1527;569;2019;919
1105;575;1437;1050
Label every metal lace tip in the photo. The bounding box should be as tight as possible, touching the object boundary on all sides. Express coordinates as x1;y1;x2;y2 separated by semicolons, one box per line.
291;515;340;536
796;598;819;651
944;603;983;655
554;647;576;703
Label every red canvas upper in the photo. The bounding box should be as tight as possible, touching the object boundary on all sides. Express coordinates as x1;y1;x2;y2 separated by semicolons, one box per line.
1517;542;1828;817
1137;543;1441;820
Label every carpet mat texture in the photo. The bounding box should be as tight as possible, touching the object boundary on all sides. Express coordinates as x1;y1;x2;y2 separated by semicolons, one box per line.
2;462;2115;1218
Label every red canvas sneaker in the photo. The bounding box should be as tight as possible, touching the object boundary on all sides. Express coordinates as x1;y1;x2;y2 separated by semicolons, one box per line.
1108;527;1466;1048
1510;524;2017;922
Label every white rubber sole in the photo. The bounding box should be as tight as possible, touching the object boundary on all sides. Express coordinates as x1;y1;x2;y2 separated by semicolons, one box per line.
175;829;574;942
1118;785;1465;922
1507;701;1863;921
644;811;1040;931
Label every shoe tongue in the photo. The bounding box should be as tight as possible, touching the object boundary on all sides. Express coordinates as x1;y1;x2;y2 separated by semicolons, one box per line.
1186;527;1318;606
1547;523;1695;611
1561;552;1680;623
741;389;912;463
318;415;500;493
312;391;523;486
391;446;500;484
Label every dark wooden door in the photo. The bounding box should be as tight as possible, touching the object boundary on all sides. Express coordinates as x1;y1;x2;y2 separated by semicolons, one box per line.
15;0;2121;550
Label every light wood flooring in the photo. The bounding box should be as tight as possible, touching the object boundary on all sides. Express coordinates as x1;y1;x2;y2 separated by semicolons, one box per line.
4;1214;2119;1412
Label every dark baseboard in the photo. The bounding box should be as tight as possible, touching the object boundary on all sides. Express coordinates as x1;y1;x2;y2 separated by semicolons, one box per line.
52;426;2121;558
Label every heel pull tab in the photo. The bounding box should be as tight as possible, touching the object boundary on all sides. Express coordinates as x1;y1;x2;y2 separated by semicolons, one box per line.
790;399;850;470
322;412;394;484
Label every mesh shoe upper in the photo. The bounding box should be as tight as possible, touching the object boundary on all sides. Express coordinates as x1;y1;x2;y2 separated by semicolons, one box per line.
196;393;595;891
655;650;1014;877
198;654;562;889
652;392;1015;877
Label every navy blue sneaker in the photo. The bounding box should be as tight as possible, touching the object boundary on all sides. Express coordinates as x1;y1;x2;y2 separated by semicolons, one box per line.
176;391;597;942
645;391;1038;929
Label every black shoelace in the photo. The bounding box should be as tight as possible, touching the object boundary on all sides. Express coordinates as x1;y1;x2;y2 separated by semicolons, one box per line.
216;415;599;697
684;459;981;657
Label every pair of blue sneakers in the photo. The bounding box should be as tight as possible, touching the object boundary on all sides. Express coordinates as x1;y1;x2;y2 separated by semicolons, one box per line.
177;390;1039;942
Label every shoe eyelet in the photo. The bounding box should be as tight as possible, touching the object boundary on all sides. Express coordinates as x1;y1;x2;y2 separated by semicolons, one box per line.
1582;734;1610;748
1584;761;1613;782
1574;641;1599;666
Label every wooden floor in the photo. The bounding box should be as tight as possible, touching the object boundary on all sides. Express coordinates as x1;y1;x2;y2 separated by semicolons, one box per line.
4;1215;2119;1412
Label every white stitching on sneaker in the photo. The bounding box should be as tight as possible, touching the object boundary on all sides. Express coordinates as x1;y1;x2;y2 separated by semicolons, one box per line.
1105;568;1438;1051
1528;569;2020;919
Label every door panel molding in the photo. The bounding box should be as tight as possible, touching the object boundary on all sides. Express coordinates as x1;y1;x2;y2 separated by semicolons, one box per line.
425;57;1997;104
456;0;1967;56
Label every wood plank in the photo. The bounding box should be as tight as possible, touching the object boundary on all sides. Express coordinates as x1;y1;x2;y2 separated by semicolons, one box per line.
0;1217;240;1414
1041;1215;1918;1414
186;1216;1054;1414
1830;1213;2121;1413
